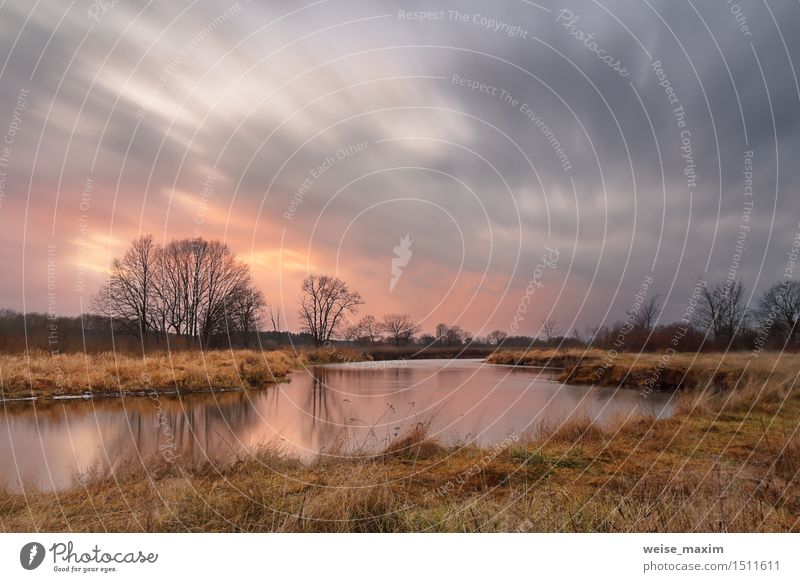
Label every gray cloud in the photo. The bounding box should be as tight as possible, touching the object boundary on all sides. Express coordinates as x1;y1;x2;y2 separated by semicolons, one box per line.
0;0;798;334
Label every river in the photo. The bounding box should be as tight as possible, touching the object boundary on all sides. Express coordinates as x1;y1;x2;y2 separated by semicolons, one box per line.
0;359;673;491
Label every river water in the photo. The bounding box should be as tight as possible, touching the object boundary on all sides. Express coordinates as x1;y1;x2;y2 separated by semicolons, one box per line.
0;359;673;491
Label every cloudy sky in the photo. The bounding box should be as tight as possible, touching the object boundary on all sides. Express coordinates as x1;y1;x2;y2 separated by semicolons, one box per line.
0;0;798;336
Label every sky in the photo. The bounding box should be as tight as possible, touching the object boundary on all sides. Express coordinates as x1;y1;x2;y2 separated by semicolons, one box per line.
0;0;798;337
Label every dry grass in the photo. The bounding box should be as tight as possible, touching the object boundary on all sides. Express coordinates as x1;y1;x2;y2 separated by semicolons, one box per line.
2;366;798;532
487;348;591;368
772;433;800;481
380;422;443;460
0;349;297;400
298;346;371;365
1;351;798;532
534;414;607;445
487;348;800;392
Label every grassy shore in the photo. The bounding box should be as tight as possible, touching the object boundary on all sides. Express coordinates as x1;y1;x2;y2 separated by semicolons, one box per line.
487;348;800;392
0;350;297;400
0;345;489;402
0;346;383;401
301;345;495;363
1;355;798;532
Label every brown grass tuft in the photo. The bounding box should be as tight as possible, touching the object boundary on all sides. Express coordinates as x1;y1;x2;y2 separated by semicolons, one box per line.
537;415;605;444
380;422;443;459
770;432;800;482
299;347;371;365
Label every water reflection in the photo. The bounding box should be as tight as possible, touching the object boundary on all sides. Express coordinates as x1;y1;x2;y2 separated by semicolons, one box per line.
0;359;673;491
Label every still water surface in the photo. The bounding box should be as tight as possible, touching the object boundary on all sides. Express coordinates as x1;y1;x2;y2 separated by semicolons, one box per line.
0;359;674;491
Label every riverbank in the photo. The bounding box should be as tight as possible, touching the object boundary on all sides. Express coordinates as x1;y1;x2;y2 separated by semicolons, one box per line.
0;346;481;401
0;350;297;401
301;345;495;363
486;349;799;392
1;366;797;532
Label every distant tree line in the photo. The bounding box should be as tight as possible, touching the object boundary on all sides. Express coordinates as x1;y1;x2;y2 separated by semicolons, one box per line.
0;309;319;353
1;235;798;354
570;278;800;353
295;273;799;353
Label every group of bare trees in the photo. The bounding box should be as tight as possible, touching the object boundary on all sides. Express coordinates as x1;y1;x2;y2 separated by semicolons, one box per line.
754;280;800;344
574;278;800;352
693;278;798;348
433;323;470;346
294;276;422;347
294;276;481;347
340;313;420;346
343;315;382;345
92;235;265;345
291;274;800;351
90;236;800;353
697;281;748;344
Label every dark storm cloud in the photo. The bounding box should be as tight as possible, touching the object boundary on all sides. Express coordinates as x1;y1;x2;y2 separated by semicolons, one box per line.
0;0;798;333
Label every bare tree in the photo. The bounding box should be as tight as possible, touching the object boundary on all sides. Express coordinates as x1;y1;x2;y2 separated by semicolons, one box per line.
225;288;265;334
266;303;282;332
630;294;662;333
217;287;265;347
152;239;188;337
342;324;360;343
757;280;800;343
297;275;364;345
435;323;467;346
540;317;560;344
355;315;382;345
198;241;256;344
486;329;508;346
91;235;159;338
380;313;420;346
570;325;592;346
698;279;749;343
